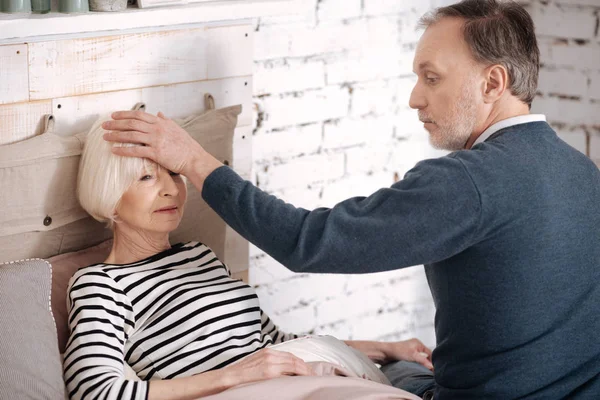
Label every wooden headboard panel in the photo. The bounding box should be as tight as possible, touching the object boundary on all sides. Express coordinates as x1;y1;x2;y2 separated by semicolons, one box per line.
0;22;253;280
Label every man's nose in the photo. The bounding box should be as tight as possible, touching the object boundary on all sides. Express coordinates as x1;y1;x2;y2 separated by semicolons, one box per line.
409;82;426;110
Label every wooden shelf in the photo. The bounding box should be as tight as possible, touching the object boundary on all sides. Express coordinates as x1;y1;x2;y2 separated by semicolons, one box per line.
0;0;301;43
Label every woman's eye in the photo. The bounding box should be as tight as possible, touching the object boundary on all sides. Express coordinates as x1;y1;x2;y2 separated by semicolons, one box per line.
140;175;153;181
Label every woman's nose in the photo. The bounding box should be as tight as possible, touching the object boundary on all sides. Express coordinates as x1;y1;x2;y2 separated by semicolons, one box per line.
159;172;179;197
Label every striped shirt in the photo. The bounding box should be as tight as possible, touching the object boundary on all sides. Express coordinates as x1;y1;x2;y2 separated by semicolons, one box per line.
63;241;297;400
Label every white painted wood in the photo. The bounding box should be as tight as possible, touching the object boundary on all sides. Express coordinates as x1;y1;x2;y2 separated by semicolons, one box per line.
222;125;252;276
0;44;29;105
224;224;250;276
51;76;252;136
232;125;253;180
0;101;52;145
0;0;303;44
207;25;254;79
28;28;210;101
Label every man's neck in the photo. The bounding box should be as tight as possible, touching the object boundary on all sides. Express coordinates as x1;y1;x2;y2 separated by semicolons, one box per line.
465;99;531;149
106;228;171;264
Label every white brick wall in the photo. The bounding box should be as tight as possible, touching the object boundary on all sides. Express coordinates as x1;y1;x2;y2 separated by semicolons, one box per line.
251;0;600;348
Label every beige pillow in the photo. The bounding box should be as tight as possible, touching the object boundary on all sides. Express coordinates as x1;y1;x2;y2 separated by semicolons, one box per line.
0;259;67;400
0;104;241;263
48;239;113;353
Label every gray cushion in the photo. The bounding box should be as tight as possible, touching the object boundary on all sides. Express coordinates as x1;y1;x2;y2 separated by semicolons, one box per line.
0;259;66;400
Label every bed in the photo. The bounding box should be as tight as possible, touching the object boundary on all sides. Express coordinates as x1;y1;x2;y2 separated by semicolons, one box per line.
0;95;420;400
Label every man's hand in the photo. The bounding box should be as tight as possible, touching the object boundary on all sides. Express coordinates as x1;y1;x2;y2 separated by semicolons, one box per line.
102;110;223;186
382;339;433;371
346;338;433;371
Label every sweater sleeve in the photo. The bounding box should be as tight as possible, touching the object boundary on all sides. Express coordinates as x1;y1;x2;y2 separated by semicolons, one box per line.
260;309;299;344
203;155;482;274
63;269;148;400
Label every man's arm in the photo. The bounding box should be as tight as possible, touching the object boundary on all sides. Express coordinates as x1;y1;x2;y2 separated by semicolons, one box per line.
202;156;482;274
103;111;482;274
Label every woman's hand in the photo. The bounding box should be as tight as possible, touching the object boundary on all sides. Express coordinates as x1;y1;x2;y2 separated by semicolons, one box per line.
221;348;313;387
346;339;433;371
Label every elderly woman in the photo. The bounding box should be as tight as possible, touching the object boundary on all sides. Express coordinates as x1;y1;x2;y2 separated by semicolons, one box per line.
63;116;433;400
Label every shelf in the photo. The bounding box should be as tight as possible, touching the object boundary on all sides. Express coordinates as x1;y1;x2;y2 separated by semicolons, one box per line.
0;0;301;43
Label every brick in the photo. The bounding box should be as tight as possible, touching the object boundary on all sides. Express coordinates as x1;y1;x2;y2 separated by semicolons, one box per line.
254;275;314;312
249;254;297;286
554;126;588;154
364;0;432;16
317;0;362;21
271;305;317;335
323;117;395;150
531;3;597;40
253;124;322;161
261;87;350;129
388;136;450;175
254;24;296;61
543;42;600;71
393;107;425;139
399;11;426;44
289;20;369;57
256;153;345;190
351;81;399;116
351;307;414;339
590;133;600;162
326;48;414;85
315;289;386;326
345;145;394;174
313;320;355;339
531;96;600;125
554;0;600;6
254;60;326;96
538;68;588;98
258;0;318;27
589;73;600;101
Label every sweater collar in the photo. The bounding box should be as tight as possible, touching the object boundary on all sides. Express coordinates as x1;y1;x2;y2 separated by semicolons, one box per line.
473;114;547;147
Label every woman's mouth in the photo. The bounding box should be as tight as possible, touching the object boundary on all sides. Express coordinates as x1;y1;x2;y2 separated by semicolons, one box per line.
155;206;178;214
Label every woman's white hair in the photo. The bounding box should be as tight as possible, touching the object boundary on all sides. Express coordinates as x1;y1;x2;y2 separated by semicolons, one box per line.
77;115;150;228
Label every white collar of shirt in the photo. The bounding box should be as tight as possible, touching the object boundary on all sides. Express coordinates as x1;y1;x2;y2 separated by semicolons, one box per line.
472;114;546;147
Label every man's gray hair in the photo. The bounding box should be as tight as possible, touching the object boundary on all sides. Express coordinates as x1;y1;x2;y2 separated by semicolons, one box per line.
419;0;539;107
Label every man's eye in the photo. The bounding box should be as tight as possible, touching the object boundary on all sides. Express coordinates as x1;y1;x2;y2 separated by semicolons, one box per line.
169;171;180;177
426;77;439;84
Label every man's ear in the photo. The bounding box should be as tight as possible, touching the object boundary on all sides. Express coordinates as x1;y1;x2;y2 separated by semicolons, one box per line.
482;64;508;104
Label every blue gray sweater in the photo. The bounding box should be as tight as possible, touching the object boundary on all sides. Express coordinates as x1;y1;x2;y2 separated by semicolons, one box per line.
202;121;600;399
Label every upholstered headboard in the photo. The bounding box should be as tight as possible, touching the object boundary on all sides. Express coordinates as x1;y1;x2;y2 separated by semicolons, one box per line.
0;99;248;279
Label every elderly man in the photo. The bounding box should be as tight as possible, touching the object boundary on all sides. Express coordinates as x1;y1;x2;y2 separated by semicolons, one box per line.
103;0;600;398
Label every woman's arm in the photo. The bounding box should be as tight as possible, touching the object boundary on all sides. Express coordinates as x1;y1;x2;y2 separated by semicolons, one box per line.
148;348;312;400
345;339;433;370
65;270;312;400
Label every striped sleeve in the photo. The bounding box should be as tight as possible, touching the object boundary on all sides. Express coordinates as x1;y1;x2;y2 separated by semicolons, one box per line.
260;309;298;344
63;269;149;400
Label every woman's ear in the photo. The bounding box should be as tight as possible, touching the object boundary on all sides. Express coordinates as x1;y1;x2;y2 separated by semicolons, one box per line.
112;213;122;224
482;64;508;104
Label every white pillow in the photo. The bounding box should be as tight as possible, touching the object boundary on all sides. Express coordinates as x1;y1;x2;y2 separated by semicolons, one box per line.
268;335;391;385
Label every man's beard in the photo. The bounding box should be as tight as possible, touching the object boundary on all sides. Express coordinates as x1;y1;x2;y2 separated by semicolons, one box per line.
420;84;478;151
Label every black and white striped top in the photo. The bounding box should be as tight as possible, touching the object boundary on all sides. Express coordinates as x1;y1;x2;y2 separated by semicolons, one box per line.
63;241;297;400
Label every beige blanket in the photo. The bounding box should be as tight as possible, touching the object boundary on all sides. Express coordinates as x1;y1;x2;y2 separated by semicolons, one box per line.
201;375;421;400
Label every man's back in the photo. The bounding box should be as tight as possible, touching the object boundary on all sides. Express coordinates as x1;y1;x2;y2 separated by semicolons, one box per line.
428;121;600;399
